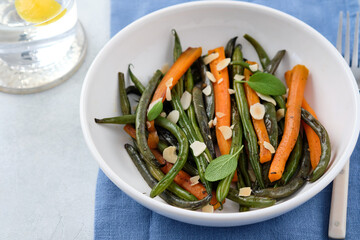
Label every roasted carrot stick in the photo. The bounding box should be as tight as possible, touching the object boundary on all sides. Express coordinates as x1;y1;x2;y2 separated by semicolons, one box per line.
124;124;222;209
269;65;309;182
285;71;321;170
243;62;272;163
208;47;232;155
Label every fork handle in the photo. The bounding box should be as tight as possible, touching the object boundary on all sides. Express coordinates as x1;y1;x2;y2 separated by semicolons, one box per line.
328;160;349;239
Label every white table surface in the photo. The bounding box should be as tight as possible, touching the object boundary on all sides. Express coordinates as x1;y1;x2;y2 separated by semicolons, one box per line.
0;0;110;239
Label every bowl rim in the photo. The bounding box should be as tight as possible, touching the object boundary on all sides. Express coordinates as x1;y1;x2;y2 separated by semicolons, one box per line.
80;1;360;226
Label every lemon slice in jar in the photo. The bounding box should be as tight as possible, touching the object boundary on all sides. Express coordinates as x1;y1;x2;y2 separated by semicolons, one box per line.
15;0;66;25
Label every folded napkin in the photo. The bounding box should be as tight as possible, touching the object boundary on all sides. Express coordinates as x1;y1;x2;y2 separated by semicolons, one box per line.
96;1;360;239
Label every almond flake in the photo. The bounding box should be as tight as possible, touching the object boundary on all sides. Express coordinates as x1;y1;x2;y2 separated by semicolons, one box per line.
165;77;173;88
276;109;285;121
202;204;214;213
190;141;207;157
213;117;217;126
263;141;275;154
146;121;151;128
283;88;289;99
218;126;232;140
180;91;192;110
147;98;162;113
208;119;214;128
202;85;211;96
160;112;167;118
203;52;219;65
216;58;231;71
161;63;170;74
217;78;224;84
234;74;245;81
228;89;236;95
189;175;200;186
230;124;235;130
256;92;276;106
167;110;179;124
216;112;225;118
165;87;172;101
208;135;212;139
163;146;178;164
206;71;216;83
238;187;252;197
249;63;258;72
250;103;265;120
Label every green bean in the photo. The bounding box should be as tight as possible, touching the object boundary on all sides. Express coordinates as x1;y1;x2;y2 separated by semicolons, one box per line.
126;85;141;96
262;162;272;188
232;45;265;188
171;91;212;193
199;58;215;121
243;34;270;70
225;36;238;59
253;140;311;199
263;102;278;149
274;95;286;110
157;127;178;147
238;150;251;187
278;135;303;186
135;70;163;168
150;116;189;197
94;114;135;124
126;143;198;202
301;108;331;182
128;64;145;94
216;103;243;203
265;50;286;75
227;188;276;208
172;29;184;96
118;72;131;115
192;86;216;159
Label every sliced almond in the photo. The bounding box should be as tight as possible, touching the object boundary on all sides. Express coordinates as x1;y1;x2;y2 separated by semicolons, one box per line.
213;117;217;126
146;121;151;128
217;78;224;84
256;92;276;106
208;119;214;128
276;109;285;121
216;58;231;71
263;141;275;154
167;110;179;124
203;52;219;65
161;63;170;74
238;187;252;197
250;103;265;120
180;91;192;110
165;77;173;88
208;134;212;140
163;146;178;164
190;141;207;157
202;85;211;96
218;126;232;140
202;204;214;213
147;98;162;113
283;88;289;99
230;124;235;130
234;74;244;81
160;112;167;118
228;88;236;95
249;63;258;72
189;175;200;186
206;71;216;83
165;86;172;101
216;112;225;118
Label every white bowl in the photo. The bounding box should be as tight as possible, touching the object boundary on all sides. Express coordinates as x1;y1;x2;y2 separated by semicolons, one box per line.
80;1;360;226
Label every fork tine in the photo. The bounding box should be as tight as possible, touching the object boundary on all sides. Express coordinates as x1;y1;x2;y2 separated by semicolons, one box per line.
351;12;359;67
345;12;351;64
337;11;343;52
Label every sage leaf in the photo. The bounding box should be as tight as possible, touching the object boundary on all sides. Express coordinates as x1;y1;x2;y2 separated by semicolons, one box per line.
147;100;163;121
247;72;286;96
205;146;243;182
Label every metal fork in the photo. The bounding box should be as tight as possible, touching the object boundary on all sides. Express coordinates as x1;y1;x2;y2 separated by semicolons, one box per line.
328;11;359;239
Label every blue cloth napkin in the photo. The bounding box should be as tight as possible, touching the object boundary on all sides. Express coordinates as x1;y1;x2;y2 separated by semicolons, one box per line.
96;1;360;239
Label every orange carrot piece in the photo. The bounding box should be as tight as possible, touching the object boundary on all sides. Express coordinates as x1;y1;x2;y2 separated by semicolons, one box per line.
269;65;309;182
285;71;321;170
208;47;232;156
243;62;272;163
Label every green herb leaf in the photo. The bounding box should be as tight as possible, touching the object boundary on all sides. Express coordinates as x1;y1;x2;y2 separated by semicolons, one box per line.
247;72;286;96
205;146;243;182
147;99;163;121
